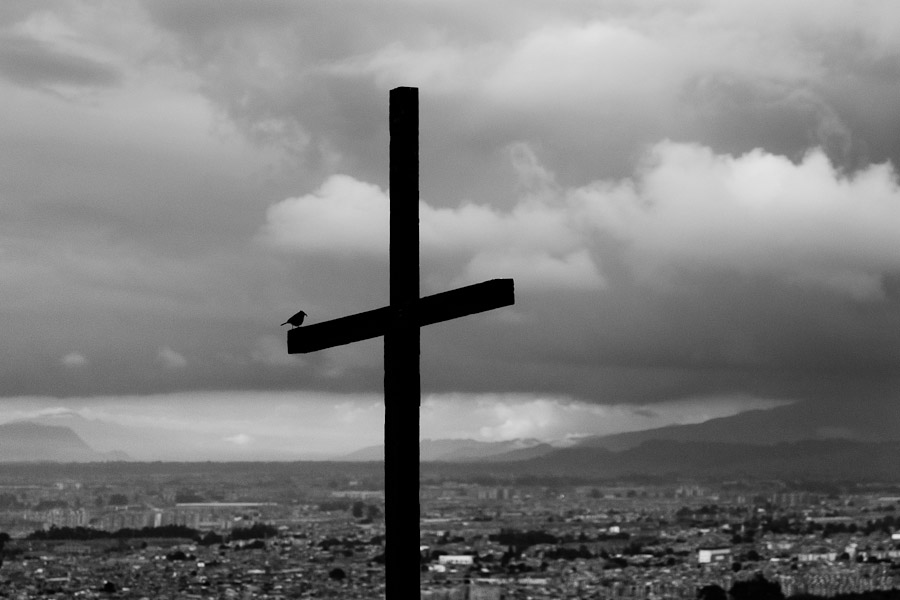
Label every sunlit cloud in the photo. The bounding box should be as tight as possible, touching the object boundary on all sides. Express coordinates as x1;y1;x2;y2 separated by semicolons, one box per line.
581;142;900;300
261;137;900;302
260;175;389;255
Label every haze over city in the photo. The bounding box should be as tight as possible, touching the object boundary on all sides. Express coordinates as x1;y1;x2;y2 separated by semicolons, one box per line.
4;1;900;460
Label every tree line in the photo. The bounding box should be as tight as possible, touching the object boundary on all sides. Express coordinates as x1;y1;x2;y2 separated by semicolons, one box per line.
24;522;279;543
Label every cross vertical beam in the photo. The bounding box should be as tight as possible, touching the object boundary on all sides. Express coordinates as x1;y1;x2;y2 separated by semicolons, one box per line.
386;86;420;598
286;87;514;597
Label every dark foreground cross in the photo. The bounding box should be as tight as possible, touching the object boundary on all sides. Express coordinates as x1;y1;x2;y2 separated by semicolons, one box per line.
287;87;514;598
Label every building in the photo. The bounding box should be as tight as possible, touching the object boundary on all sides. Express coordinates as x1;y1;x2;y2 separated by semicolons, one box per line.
698;547;732;564
438;555;475;567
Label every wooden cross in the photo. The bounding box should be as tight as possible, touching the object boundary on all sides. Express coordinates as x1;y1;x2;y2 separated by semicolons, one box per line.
287;87;514;598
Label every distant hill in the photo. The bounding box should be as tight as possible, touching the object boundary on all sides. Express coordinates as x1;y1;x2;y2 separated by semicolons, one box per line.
442;439;900;480
21;411;151;457
17;411;323;461
0;421;129;462
431;438;546;461
341;444;383;461
475;442;557;462
575;399;900;451
341;438;550;462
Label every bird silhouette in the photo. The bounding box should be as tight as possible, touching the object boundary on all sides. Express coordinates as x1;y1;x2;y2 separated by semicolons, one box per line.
281;310;308;329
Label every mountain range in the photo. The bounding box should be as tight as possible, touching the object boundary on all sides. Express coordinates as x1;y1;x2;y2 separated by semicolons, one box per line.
339;398;900;480
426;438;900;481
7;411;328;462
343;398;900;463
341;438;553;461
572;398;900;451
3;417;898;480
0;421;129;462
3;397;900;476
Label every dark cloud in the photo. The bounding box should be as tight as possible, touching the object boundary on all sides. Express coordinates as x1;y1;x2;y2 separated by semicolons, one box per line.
140;0;298;36
134;0;900;201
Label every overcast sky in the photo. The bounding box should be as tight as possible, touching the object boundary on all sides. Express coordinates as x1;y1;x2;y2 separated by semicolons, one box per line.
3;0;900;459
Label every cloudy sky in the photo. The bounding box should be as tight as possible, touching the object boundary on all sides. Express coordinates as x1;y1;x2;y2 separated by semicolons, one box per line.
3;0;900;459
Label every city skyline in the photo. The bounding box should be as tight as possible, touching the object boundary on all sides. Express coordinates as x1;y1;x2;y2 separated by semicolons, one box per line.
3;1;900;459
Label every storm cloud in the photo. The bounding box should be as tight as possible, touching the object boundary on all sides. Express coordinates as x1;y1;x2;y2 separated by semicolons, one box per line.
2;0;900;453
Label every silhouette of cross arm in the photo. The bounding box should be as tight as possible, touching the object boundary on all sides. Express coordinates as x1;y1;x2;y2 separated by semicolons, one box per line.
287;278;514;354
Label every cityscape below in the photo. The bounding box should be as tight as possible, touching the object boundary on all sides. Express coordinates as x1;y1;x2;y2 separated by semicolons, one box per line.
0;448;899;598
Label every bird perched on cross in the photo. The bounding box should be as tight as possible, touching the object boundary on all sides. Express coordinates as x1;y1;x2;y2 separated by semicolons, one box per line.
281;310;308;329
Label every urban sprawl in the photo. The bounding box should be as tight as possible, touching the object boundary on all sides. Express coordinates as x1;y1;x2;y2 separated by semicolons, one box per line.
0;464;899;598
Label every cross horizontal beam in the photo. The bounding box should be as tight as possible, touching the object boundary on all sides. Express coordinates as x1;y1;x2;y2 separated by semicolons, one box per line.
287;278;514;354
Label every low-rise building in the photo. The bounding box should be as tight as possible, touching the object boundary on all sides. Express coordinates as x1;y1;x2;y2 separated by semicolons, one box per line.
698;547;732;564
